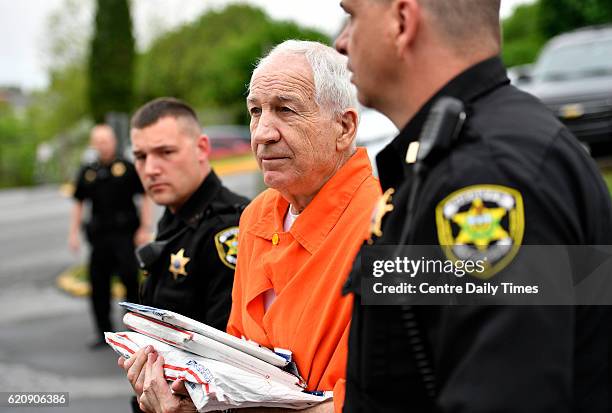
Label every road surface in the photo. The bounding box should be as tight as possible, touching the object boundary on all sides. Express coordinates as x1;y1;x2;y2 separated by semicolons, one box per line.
0;172;261;412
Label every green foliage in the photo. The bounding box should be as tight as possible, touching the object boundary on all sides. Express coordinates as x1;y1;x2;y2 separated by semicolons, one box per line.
605;171;612;197
502;0;612;68
502;2;546;67
135;4;329;124
29;65;89;140
539;0;612;38
0;105;35;187
2;3;329;188
88;0;135;123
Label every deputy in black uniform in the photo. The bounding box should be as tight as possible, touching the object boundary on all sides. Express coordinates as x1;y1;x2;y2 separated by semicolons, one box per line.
69;124;152;348
336;0;612;411
119;98;248;412
138;168;246;329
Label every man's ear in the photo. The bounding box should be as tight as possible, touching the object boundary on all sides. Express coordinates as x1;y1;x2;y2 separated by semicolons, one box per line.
393;0;420;55
196;134;211;161
337;108;359;152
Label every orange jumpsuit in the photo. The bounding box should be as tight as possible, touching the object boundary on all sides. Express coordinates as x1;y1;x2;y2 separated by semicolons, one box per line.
227;148;380;412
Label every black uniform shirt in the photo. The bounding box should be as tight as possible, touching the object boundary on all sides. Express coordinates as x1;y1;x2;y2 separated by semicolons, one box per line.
73;158;144;235
140;171;248;331
344;57;612;412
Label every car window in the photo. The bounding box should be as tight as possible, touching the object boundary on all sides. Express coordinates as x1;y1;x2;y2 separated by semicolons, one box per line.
533;38;612;81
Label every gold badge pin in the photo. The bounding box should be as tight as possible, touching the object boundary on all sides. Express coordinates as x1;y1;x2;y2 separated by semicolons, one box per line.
272;233;280;246
85;169;96;182
369;188;395;243
169;248;190;280
111;162;126;177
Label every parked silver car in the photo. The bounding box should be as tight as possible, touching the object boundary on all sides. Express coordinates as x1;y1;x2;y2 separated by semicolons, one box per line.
515;25;612;155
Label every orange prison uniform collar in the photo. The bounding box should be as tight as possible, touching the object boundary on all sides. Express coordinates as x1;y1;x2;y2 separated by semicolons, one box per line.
227;148;381;412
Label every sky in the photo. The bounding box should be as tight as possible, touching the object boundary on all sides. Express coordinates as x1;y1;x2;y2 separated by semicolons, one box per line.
0;0;533;91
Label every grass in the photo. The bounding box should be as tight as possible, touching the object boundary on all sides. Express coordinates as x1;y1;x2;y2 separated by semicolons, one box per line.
57;264;145;298
604;170;612;196
210;153;259;176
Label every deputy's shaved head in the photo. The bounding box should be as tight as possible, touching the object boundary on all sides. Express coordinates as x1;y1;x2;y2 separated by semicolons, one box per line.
373;0;501;54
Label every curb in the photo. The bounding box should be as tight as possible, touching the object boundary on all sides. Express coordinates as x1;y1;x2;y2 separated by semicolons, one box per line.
56;266;127;298
212;157;259;176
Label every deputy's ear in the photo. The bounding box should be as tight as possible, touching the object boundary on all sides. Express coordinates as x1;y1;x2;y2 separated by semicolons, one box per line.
393;0;420;54
196;134;211;160
337;108;358;152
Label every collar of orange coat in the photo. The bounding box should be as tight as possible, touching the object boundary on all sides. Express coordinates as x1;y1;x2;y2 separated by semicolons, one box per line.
247;147;372;254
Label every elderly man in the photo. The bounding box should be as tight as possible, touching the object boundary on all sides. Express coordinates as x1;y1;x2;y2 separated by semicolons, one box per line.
132;41;380;413
335;0;612;411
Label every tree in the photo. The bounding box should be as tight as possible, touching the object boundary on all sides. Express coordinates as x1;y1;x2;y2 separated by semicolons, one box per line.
135;4;329;124
502;2;546;67
502;0;612;68
0;104;34;187
539;0;612;38
88;0;135;123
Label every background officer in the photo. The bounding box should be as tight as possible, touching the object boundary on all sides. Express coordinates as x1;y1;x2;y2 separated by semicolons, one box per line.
336;0;612;411
68;124;152;349
121;98;248;412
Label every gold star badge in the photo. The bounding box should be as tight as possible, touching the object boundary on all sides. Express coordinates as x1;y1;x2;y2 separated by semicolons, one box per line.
169;248;190;280
85;169;96;182
369;188;395;243
111;161;126;177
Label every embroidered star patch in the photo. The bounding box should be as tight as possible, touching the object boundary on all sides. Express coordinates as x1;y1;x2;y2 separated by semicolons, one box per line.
169;248;190;280
214;227;239;269
436;185;525;279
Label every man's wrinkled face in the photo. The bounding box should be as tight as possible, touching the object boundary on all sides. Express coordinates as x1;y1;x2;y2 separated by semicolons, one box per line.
247;54;341;197
131;116;208;212
336;0;394;108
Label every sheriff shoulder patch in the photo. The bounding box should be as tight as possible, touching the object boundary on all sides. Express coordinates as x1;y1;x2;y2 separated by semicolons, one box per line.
214;226;239;269
435;185;525;279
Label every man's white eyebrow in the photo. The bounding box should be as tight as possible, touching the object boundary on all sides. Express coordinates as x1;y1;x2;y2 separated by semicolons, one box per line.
246;94;302;105
277;95;301;104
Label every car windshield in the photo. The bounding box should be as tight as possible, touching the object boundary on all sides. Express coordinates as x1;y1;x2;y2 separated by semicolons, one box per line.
532;38;612;81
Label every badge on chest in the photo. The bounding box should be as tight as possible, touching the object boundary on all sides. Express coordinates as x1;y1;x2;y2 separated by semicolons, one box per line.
169;248;191;280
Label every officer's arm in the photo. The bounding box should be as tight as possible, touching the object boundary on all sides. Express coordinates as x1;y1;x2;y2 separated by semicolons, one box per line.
203;226;239;331
432;157;573;411
435;306;573;412
68;201;83;252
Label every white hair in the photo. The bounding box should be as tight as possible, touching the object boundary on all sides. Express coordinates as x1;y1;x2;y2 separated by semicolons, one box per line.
251;40;358;117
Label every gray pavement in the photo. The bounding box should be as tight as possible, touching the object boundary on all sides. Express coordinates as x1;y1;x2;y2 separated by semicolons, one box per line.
0;172;261;413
